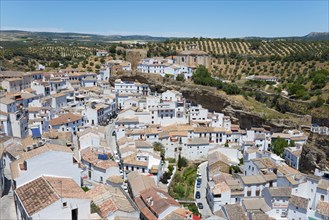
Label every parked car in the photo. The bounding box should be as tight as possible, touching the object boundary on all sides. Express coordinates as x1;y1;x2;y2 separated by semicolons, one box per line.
197;178;202;184
195;191;201;199
197;203;203;209
196;183;201;188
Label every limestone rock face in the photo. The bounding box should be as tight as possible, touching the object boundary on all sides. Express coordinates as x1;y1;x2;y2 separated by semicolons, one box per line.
109;73;306;131
299;133;329;174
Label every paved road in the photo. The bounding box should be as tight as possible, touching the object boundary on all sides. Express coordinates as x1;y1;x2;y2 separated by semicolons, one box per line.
105;121;117;155
195;161;213;218
1;163;17;220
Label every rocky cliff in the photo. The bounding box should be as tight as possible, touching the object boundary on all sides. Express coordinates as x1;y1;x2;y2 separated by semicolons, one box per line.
299;133;329;173
110;72;310;131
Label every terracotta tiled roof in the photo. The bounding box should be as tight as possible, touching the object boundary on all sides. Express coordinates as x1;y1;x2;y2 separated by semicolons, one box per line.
316;201;329;217
317;179;329;190
224;204;247;220
267;187;291;197
135;196;157;220
81;147;117;170
127;171;156;197
289;195;308;210
49;113;82;126
193;127;225;133
15;176;89;216
86;184;137;218
123;153;148;167
139;187;180;217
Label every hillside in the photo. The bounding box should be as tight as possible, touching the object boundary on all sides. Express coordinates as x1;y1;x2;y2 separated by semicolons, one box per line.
0;30;173;42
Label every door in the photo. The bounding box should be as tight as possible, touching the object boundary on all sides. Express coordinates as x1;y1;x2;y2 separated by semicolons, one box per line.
72;208;78;220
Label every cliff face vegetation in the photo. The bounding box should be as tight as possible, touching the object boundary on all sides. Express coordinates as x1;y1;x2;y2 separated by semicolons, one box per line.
110;72;311;131
299;133;329;173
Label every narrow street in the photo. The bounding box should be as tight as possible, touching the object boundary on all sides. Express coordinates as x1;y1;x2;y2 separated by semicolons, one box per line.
1;162;17;220
195;161;213;218
105;121;117;154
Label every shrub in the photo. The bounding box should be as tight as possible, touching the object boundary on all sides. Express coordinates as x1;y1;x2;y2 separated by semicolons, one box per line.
176;73;185;81
272;138;288;157
177;154;188;170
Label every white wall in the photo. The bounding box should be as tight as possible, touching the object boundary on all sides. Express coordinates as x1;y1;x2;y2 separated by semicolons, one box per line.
15;151;81;187
30;198;90;220
79;134;100;150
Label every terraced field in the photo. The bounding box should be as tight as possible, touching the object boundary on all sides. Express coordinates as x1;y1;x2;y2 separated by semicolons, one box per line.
161;39;329;57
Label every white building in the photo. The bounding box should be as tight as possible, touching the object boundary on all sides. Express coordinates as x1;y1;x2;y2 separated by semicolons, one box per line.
163;64;193;79
114;79;150;96
10;143;81;188
287;195;309;220
137;58;172;74
77;129;101;150
122;151;162;177
284;146;302;170
49;113;84;133
15;176;90;220
51;93;67;110
311;124;329;135
96;50;109;57
263;187;291;219
81;147;121;184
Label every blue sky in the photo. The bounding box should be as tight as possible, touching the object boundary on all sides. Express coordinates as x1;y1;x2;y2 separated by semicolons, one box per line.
1;0;328;38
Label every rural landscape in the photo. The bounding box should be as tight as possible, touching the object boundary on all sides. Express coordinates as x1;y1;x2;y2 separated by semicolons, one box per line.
1;1;329;220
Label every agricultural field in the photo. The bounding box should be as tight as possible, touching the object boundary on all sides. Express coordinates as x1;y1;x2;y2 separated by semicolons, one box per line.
160;38;329;57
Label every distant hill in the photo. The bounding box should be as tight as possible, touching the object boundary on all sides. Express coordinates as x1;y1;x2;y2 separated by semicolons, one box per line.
1;30;328;42
0;30;173;42
244;32;329;41
303;32;329;40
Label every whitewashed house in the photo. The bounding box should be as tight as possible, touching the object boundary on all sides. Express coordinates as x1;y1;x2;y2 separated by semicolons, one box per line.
287;195;309;220
49;113;84;133
81;147;120;183
284;146;302;170
15;176;91;220
77;129;100;150
122;151;161;177
263;187;291;219
10;143;81;188
51;93;67;110
163;64;193;79
98;67;110;81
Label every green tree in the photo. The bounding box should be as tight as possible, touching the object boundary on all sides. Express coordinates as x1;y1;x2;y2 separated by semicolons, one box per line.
153;142;165;161
272;138;288;157
176;73;185;82
177;153;187;170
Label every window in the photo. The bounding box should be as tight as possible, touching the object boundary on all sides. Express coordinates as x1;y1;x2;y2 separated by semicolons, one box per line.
321;195;325;201
63;202;67;208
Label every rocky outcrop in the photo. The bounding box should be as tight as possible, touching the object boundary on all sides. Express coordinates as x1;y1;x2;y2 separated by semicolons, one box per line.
299;133;329;174
110;72;307;131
